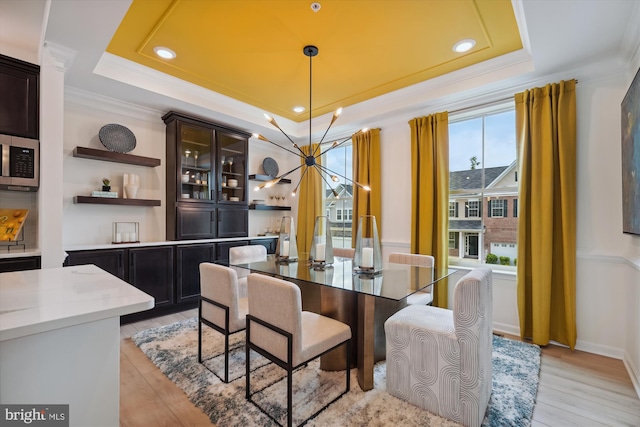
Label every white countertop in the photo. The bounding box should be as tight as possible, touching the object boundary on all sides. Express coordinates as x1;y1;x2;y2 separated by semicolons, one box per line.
0;249;41;259
0;264;154;341
63;235;277;252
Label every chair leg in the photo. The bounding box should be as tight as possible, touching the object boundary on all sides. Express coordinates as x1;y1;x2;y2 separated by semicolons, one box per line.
198;301;203;363
246;322;251;400
287;368;293;427
346;339;351;393
224;332;229;383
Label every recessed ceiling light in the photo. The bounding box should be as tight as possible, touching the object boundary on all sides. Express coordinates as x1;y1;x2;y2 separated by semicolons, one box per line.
154;46;176;59
293;106;305;113
453;39;476;53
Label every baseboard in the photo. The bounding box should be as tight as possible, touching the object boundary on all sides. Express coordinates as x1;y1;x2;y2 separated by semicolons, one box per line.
492;322;520;338
623;352;640;399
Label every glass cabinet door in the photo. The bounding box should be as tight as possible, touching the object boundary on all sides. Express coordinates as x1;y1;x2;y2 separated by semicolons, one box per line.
179;123;213;202
218;131;247;204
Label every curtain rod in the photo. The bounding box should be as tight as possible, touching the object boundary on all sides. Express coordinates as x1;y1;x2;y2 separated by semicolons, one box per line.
448;79;579;115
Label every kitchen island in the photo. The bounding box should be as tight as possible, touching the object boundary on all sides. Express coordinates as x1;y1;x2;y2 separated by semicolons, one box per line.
0;264;154;427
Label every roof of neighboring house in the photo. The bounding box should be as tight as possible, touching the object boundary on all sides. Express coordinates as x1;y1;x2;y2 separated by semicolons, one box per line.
449;220;482;230
450;166;508;190
326;183;353;199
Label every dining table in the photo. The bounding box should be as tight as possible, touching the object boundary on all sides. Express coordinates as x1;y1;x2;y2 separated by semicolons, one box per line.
219;253;456;391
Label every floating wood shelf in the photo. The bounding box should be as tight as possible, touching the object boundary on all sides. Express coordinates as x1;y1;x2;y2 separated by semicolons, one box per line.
249;205;291;211
73;146;161;167
248;174;292;184
73;196;161;206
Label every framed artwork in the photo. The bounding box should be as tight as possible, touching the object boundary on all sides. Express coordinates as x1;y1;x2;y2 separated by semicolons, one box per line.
622;66;640;235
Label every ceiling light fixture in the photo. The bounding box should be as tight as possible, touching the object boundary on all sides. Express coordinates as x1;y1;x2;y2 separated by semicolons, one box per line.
252;45;370;199
153;46;176;59
453;39;476;53
293;106;306;113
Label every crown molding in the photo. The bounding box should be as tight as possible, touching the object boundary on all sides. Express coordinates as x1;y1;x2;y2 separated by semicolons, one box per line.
43;41;76;72
65;86;163;123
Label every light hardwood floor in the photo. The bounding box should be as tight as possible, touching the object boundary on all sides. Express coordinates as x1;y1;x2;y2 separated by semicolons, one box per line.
120;310;640;427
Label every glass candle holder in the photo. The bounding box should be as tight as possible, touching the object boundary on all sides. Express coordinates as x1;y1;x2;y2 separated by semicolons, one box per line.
112;222;139;244
354;215;382;275
275;216;298;262
309;216;334;268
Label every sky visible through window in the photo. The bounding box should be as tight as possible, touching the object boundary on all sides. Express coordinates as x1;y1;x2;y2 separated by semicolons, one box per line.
449;110;516;171
324;144;352;186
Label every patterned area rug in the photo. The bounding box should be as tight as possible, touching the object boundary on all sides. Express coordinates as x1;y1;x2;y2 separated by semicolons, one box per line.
132;317;540;426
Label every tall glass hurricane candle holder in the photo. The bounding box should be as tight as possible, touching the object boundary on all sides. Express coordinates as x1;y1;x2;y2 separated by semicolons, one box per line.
354;215;382;275
275;216;298;262
309;216;334;269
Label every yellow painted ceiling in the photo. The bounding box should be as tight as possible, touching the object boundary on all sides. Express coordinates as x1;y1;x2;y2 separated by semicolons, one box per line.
107;0;522;122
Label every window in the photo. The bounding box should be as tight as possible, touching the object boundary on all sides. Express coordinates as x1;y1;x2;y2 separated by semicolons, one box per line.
466;200;480;218
321;143;353;249
489;199;506;218
448;107;518;267
448;232;459;249
449;201;458;218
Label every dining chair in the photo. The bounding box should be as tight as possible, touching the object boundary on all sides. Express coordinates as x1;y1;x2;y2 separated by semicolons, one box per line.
229;244;267;297
245;273;352;427
333;247;355;258
385;267;493;427
198;262;248;383
388;252;435;305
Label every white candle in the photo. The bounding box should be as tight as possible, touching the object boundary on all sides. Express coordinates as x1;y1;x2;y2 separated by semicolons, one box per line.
123;233;130;242
315;243;326;261
115;233;122;243
361;247;374;268
282;240;290;256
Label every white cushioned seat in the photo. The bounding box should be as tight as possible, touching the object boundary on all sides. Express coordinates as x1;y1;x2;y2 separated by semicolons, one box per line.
388;252;435;305
198;262;248;382
385;267;493;427
230;245;267;298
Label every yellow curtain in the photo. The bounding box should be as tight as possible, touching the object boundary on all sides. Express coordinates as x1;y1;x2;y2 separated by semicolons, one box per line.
352;128;382;247
408;113;449;308
296;144;322;258
515;79;577;349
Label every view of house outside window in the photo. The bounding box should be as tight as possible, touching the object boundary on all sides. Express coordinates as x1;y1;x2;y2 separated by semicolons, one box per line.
322;143;353;249
448;107;518;269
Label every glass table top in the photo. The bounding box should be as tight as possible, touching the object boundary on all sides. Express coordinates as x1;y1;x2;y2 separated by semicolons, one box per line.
219;254;456;302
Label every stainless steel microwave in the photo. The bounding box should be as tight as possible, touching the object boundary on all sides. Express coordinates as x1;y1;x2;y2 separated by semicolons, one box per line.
0;134;39;191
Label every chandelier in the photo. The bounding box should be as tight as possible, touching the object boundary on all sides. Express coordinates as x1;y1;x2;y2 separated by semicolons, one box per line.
252;45;370;198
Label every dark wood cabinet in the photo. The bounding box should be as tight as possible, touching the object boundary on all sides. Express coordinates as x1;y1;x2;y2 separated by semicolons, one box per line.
218;207;248;238
176;205;217;240
250;238;278;254
176;243;215;304
0;256;41;273
0;54;39;139
163;111;250;240
129;246;174;309
216;241;248;262
65;249;126;280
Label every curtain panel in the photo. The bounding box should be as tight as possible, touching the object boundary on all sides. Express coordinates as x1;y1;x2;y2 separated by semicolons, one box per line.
296;144;323;258
351;128;382;248
408;113;450;308
515;79;577;349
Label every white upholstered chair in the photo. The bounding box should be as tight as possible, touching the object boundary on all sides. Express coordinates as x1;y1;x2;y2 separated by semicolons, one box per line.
198;262;248;383
229;244;267;297
385;267;493;427
333;247;355;258
245;273;352;427
388;252;435;305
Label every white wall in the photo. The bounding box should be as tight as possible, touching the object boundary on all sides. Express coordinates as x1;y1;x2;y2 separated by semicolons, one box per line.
62;91;166;245
374;65;640;394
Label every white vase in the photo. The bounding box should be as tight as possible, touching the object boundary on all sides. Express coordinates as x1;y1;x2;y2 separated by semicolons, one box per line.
125;184;139;199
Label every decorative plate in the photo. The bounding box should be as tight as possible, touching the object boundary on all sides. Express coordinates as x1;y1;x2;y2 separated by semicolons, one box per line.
263;157;279;177
98;124;137;153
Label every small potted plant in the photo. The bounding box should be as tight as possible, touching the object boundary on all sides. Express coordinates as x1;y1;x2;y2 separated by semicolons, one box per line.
102;178;111;192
